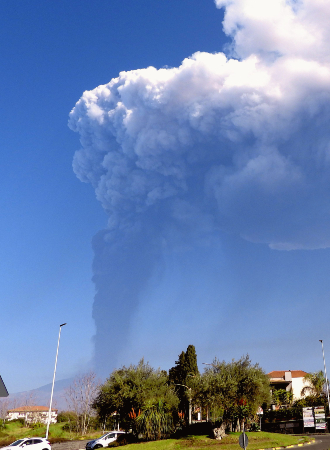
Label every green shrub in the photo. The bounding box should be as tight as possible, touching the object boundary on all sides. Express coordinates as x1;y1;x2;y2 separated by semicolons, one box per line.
249;422;260;431
108;434;136;447
8;419;25;426
57;411;78;423
30;422;43;430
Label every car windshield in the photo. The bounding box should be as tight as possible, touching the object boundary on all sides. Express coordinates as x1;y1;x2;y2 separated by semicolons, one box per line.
10;440;25;446
99;434;110;439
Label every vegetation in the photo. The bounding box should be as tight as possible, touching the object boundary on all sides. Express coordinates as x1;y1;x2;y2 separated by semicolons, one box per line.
92;351;272;440
169;345;199;422
108;432;313;450
195;355;271;431
93;359;179;438
0;421;313;450
5;347;317;445
271;389;293;406
64;372;100;434
0;420;103;446
301;371;326;397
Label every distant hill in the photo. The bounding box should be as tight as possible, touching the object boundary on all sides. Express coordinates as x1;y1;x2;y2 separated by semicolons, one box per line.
7;378;74;411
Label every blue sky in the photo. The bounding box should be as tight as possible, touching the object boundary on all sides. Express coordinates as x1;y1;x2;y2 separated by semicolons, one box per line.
2;0;330;394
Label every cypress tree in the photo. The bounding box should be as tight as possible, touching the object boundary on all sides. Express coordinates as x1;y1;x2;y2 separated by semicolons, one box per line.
184;345;199;379
169;345;199;424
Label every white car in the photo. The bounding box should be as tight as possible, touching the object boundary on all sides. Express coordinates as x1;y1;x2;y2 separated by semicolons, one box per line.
85;431;126;449
2;438;51;450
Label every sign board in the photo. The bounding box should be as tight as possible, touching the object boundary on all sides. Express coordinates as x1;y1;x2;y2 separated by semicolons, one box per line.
239;432;248;449
303;407;314;428
257;406;263;415
314;406;326;430
0;375;8;397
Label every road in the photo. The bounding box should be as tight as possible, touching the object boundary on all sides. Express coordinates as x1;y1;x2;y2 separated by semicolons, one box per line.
308;435;330;450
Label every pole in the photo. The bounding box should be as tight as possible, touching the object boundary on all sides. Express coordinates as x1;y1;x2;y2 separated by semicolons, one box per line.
46;323;66;439
243;421;246;450
319;340;330;415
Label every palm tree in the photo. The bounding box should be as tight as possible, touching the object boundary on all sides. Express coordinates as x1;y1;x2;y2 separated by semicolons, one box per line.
301;371;326;397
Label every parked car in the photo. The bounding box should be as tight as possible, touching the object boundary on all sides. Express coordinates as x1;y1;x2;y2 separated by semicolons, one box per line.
2;438;51;450
86;431;126;449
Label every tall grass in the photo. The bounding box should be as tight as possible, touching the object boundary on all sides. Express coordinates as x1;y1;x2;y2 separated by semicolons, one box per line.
0;421;104;445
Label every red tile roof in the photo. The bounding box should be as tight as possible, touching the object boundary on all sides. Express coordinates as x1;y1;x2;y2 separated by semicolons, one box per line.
8;405;57;412
268;370;307;379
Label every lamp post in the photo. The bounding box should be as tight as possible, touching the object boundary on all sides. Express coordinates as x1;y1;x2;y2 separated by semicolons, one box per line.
46;323;66;439
319;340;330;414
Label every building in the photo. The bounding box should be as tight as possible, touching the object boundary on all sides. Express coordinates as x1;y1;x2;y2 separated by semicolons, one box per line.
268;370;309;401
7;405;58;424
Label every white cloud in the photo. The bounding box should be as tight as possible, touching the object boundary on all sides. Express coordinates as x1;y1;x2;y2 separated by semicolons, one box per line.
69;0;330;250
215;0;330;61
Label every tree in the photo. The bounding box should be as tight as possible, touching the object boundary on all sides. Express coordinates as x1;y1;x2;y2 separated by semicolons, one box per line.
185;345;199;378
93;359;178;439
169;351;186;385
0;398;10;429
200;355;271;431
65;372;100;435
301;371;326;397
169;345;199;424
169;345;199;385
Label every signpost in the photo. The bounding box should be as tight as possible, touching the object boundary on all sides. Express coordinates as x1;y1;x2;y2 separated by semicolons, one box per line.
239;432;248;450
239;422;248;450
0;375;8;397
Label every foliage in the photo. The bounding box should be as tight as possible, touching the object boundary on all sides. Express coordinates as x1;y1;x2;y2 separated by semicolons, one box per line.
109;433;136;447
301;371;326;397
197;355;271;429
57;411;78;423
293;394;327;409
169;345;199;385
262;406;303;423
185;345;199;379
169;345;199;422
249;422;260;431
0;419;107;445
135;400;174;440
93;359;179;438
271;389;293;406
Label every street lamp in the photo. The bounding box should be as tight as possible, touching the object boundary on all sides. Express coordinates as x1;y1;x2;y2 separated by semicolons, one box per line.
46;323;66;439
319;340;330;414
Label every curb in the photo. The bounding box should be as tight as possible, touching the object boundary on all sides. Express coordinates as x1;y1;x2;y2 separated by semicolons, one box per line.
255;439;315;450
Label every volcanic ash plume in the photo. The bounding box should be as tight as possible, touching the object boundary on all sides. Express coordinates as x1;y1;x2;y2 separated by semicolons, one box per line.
69;0;330;373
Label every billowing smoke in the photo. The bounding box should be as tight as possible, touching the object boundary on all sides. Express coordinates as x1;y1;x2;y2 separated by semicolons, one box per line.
69;0;330;373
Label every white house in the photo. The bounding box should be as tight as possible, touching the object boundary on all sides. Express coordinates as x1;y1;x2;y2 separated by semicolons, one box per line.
268;370;310;401
7;405;58;424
